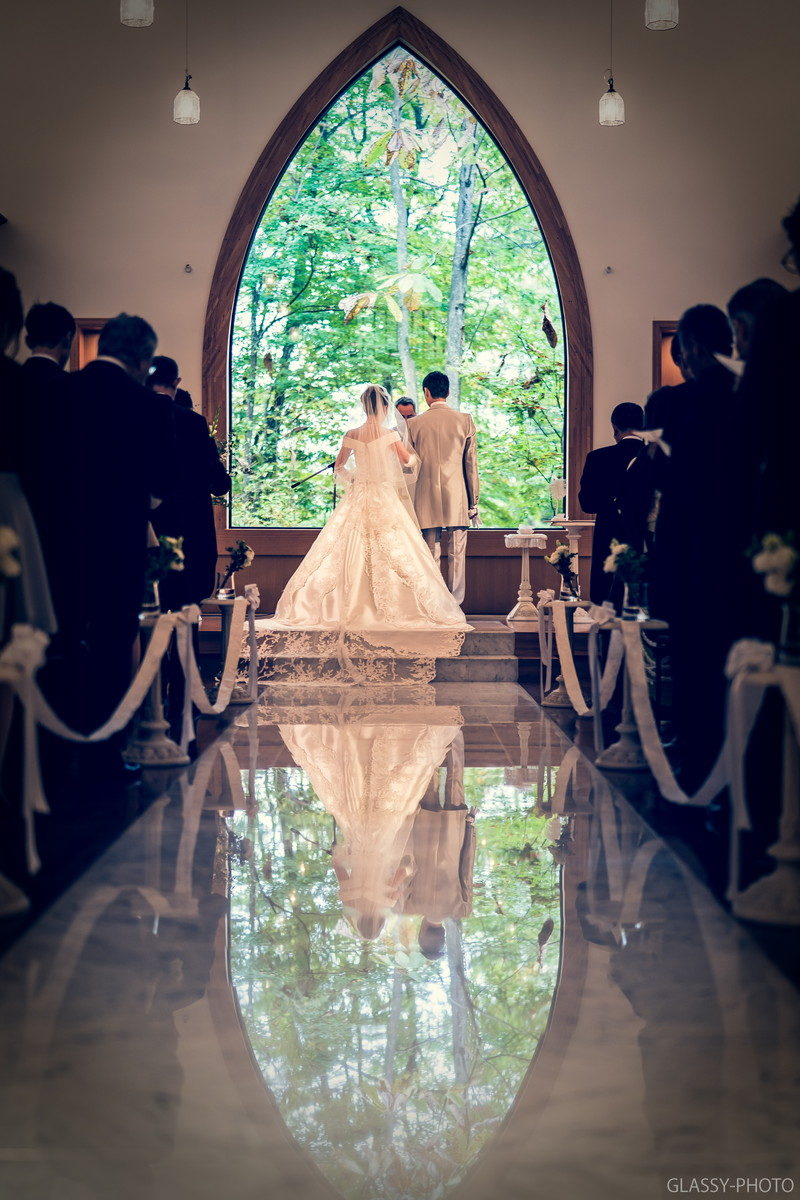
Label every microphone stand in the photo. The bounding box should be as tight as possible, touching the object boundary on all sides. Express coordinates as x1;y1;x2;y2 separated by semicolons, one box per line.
291;460;337;510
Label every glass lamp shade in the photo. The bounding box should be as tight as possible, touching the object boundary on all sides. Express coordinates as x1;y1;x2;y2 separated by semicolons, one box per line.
645;0;678;29
120;0;154;27
599;81;625;126
173;80;200;125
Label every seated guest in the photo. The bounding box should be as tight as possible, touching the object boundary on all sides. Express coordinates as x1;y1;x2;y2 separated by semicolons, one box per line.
56;316;175;737
174;386;194;410
578;402;654;605
147;356;231;609
727;277;787;363
654;304;743;786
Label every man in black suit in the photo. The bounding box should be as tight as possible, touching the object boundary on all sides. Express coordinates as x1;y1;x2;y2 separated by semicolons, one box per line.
61;315;175;735
147;356;231;608
23;301;75;377
20;304;76;613
578;402;654;605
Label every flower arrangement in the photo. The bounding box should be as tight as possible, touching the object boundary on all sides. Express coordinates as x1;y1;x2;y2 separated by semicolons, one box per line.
0;527;21;580
216;539;255;597
752;533;798;598
603;539;648;614
752;533;799;665
145;535;185;583
544;541;580;597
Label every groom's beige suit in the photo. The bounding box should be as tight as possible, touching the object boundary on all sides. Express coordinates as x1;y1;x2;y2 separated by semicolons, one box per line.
406;401;479;605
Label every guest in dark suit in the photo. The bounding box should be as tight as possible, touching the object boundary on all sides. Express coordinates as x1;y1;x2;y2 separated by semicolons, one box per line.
644;335;689;432
23;301;75;374
147;356;231;608
578;402;654;605
726;277;787;364
20;304;76;616
60;315;175;736
653;304;741;786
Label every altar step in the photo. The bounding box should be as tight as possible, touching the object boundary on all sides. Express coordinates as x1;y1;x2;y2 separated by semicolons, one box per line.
253;621;518;684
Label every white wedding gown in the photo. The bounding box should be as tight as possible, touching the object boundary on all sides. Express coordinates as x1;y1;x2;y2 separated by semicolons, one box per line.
255;428;471;680
279;704;462;935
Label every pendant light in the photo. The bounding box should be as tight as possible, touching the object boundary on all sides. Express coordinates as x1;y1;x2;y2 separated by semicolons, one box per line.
120;0;154;27
173;0;200;124
599;0;625;126
645;0;679;30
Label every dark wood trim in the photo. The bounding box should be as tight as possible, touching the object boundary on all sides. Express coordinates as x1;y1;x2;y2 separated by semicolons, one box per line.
68;317;108;372
652;319;679;391
202;6;593;521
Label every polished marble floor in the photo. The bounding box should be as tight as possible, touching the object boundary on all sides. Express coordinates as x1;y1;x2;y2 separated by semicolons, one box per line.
0;682;798;1200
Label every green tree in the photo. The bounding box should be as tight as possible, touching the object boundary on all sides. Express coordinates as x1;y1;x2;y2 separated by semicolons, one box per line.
230;51;565;529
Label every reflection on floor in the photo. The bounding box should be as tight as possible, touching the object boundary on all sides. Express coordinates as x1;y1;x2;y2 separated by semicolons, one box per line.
0;683;797;1200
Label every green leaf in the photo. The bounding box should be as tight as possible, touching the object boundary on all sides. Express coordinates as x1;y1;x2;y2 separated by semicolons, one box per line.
363;131;392;167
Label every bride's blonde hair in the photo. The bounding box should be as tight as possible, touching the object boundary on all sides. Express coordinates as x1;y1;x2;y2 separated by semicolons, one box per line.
360;383;390;417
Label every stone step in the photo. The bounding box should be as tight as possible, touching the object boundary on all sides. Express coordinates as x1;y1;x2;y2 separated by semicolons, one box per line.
256;653;517;684
253;625;514;658
433;655;517;683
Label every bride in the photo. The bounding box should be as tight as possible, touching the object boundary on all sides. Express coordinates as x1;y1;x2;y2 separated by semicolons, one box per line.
256;384;470;675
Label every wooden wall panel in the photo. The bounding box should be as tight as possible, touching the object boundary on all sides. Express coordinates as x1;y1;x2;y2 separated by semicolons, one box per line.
217;527;592;617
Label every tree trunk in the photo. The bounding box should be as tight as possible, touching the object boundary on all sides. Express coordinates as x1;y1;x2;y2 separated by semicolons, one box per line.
445;123;480;410
444;917;473;1086
390;85;417;397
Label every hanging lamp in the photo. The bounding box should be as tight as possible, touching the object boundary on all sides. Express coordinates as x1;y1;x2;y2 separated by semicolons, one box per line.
599;0;625;126
173;0;200;124
645;0;679;30
120;0;154;27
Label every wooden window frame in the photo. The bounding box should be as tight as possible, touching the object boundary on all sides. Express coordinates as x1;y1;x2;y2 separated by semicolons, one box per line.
202;5;593;537
68;317;108;372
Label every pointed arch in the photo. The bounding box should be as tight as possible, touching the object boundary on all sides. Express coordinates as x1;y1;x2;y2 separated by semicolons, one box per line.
203;6;592;522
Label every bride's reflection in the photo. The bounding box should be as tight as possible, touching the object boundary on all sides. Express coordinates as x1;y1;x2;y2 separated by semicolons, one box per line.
278;703;462;938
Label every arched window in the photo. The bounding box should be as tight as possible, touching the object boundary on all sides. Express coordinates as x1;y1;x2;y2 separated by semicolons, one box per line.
204;9;591;532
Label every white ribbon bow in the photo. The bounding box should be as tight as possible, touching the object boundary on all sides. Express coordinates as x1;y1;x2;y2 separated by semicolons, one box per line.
638;428;671;456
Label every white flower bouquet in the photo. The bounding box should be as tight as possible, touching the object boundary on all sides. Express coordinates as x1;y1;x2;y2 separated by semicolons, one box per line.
752;533;799;664
0;527;22;580
603;539;648;613
217;539;255;597
145;535;185;583
544;541;580;597
752;533;797;599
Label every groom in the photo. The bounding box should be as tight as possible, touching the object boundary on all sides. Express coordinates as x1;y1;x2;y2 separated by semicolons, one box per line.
406;370;479;605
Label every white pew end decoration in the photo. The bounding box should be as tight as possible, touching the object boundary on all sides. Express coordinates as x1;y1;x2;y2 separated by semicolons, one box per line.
124;536;189;768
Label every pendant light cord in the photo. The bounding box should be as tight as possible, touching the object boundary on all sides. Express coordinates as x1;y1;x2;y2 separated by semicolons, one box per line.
185;0;190;86
609;0;614;80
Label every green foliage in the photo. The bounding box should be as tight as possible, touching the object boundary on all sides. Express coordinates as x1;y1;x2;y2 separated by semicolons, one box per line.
228;766;562;1200
230;50;565;529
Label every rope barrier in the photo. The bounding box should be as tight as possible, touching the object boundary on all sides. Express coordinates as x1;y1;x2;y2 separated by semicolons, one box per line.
0;590;258;873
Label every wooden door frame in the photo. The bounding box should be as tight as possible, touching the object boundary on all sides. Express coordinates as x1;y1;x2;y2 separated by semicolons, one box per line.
203;5;593;530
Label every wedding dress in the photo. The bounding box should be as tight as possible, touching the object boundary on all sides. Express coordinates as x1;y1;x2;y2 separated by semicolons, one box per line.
279;701;462;936
255;395;471;682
